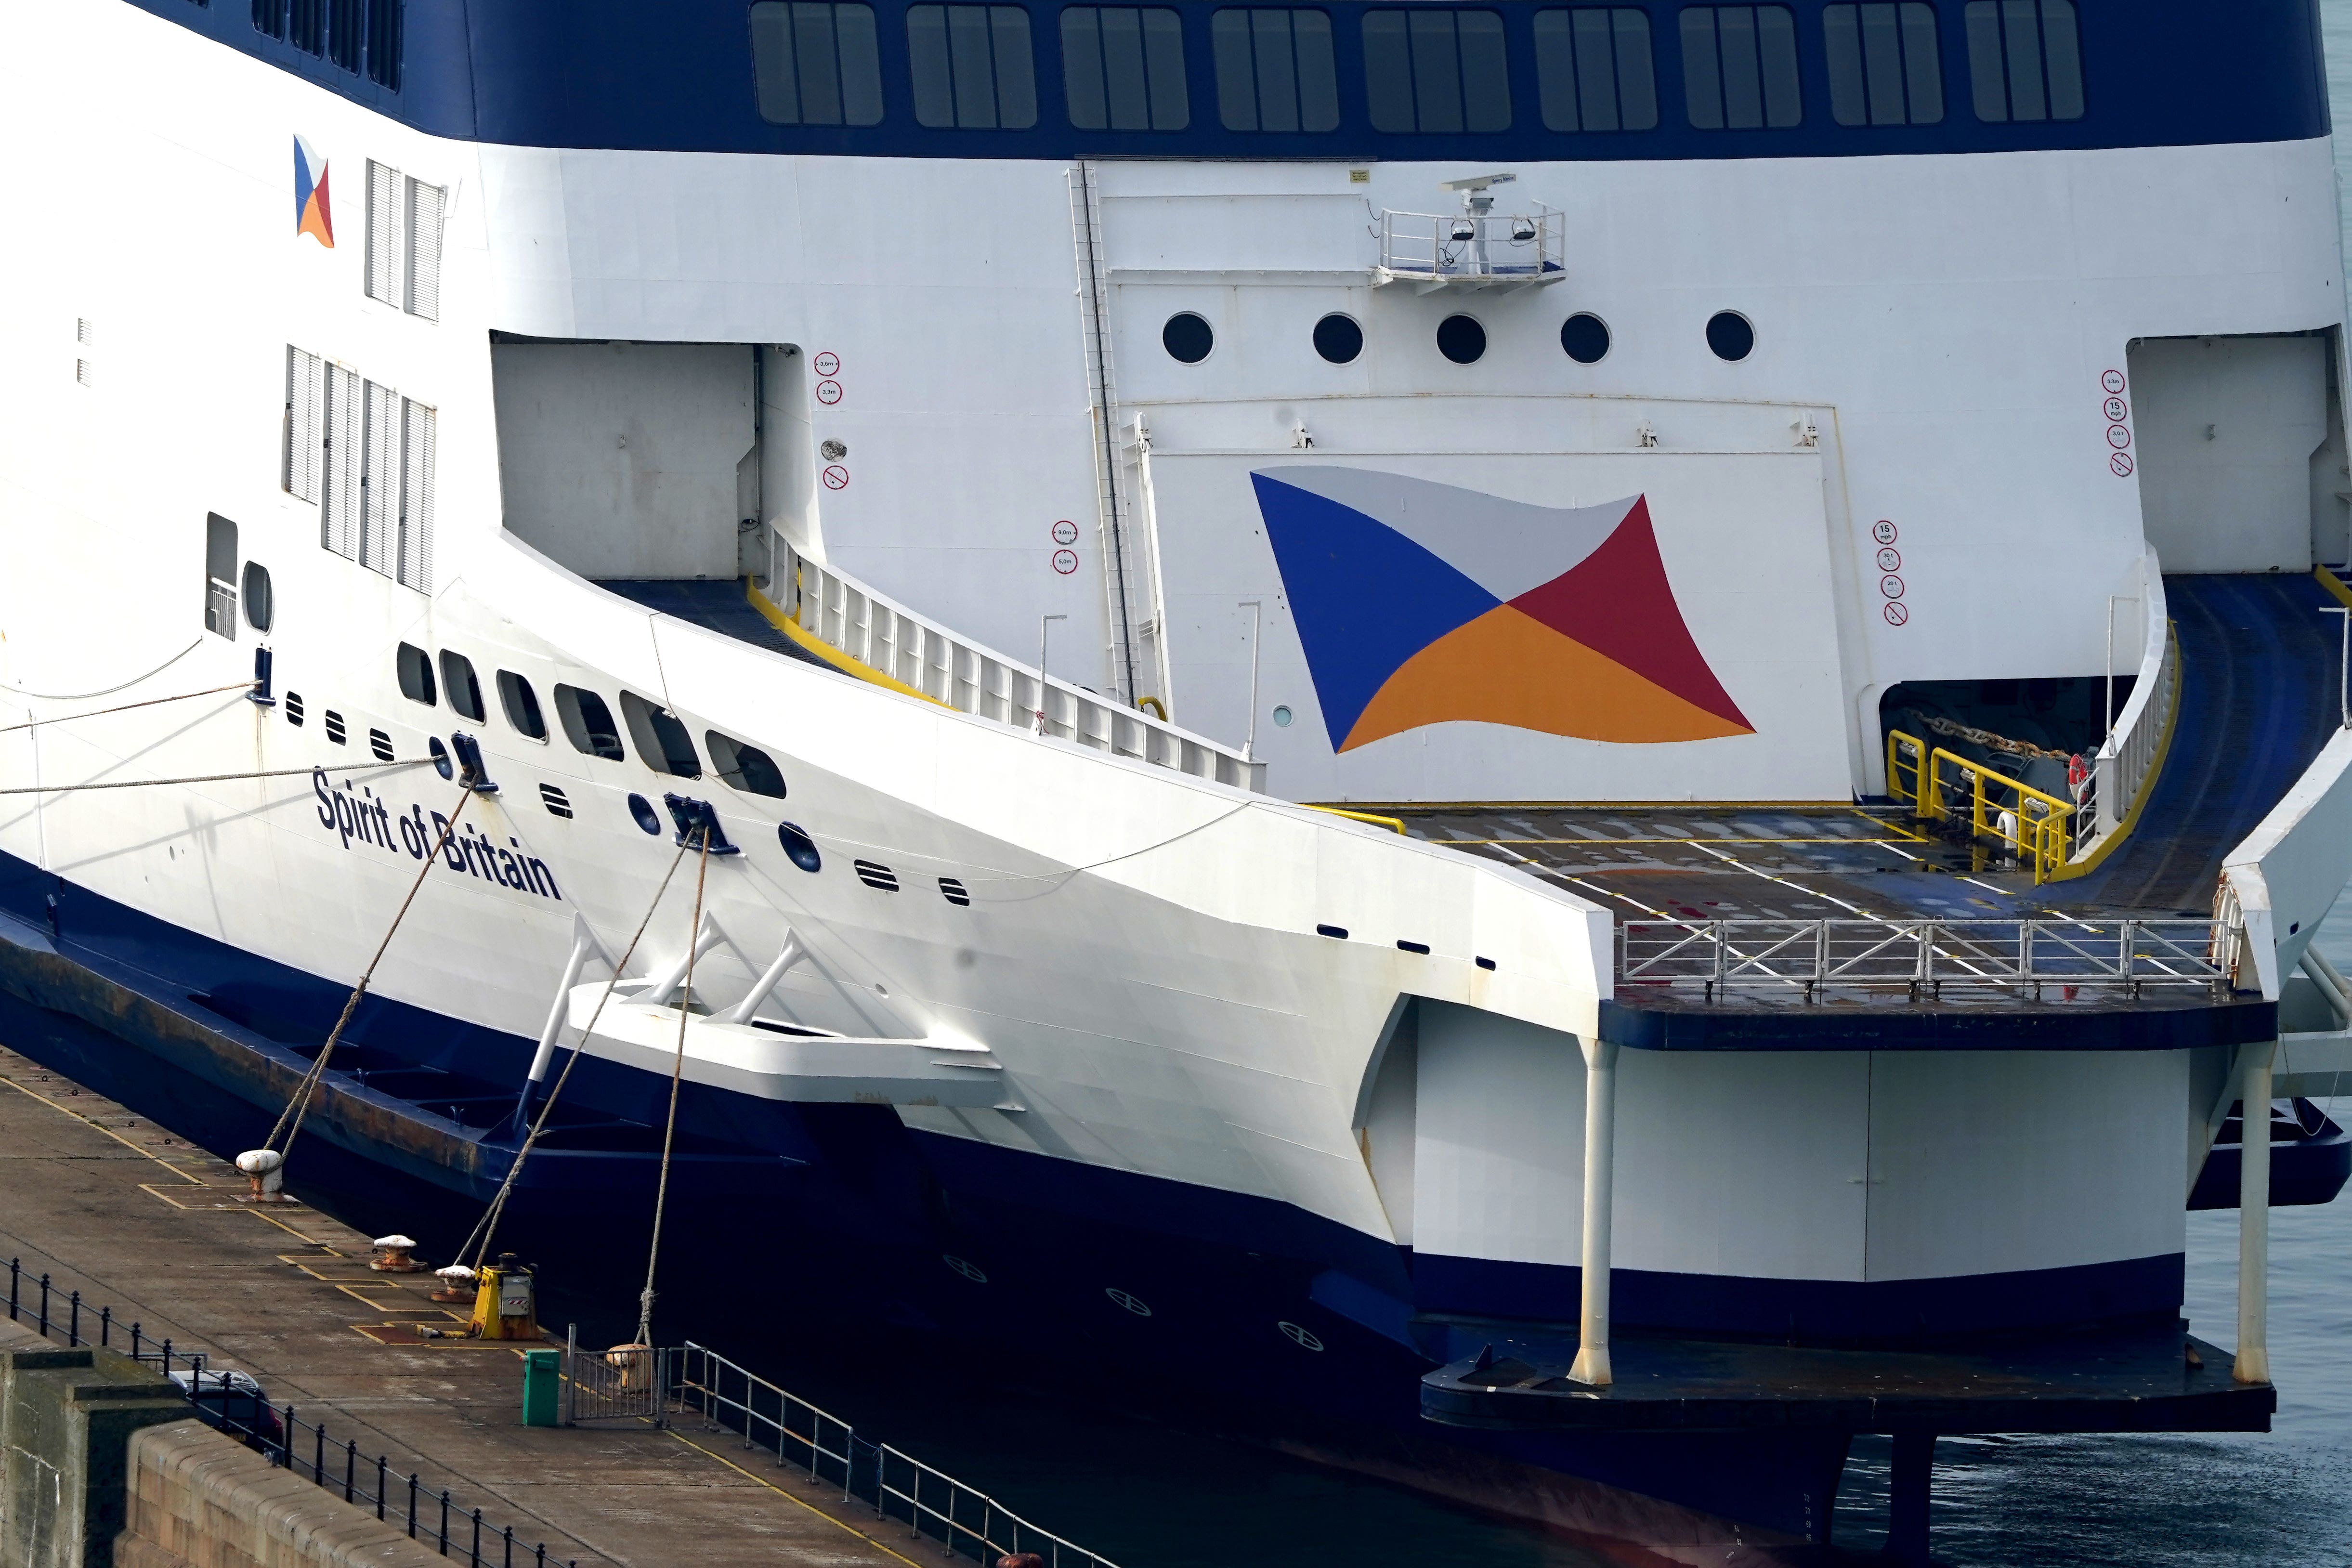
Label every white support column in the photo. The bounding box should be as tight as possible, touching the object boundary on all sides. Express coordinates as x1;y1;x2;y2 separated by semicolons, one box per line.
524;920;607;1088
724;931;808;1025
2235;1039;2275;1385
1570;1034;1619;1387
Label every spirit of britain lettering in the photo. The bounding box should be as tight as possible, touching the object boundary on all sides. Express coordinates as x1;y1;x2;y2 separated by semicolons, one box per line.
313;769;562;902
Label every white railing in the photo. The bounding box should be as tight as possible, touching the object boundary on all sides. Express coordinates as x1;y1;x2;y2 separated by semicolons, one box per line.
2077;551;2175;858
1375;207;1567;287
765;531;1266;792
1618;916;2234;1001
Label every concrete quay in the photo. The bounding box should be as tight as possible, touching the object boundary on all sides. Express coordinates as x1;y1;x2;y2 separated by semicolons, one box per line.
0;1042;931;1568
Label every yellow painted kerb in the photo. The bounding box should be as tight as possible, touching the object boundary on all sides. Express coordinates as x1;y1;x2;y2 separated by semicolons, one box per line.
2318;565;2352;609
745;579;950;708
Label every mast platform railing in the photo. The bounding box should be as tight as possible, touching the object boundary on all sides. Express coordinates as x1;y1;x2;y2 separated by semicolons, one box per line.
1374;206;1567;289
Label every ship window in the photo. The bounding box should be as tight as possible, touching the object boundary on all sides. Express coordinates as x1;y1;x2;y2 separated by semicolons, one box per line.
1212;10;1340;133
908;5;1039;128
365;0;403;89
1063;8;1189;131
329;0;361;72
1561;312;1611;363
1707;310;1755;360
497;671;548;740
619;693;702;779
1313;313;1362;364
1362;9;1511;133
1437;314;1486;364
750;3;887;126
1824;3;1942;125
439;651;485;722
554;685;627;762
1163;313;1215;363
1963;0;2081;122
267;0;324;55
1681;6;1802;129
365;162;446;321
707;731;789;798
243;562;274;632
395;642;437;706
778;822;823;871
204;513;238;641
1532;9;1658;132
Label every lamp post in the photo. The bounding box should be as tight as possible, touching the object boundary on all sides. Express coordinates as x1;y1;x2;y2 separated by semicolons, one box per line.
1239;601;1263;762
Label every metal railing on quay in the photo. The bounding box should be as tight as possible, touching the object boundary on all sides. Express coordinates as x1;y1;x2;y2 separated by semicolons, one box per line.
1885;729;2075;883
667;1341;1121;1568
5;1258;575;1568
1617;917;2233;1001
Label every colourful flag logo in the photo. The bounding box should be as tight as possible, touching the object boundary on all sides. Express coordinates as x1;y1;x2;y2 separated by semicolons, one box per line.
1251;468;1752;752
294;135;334;247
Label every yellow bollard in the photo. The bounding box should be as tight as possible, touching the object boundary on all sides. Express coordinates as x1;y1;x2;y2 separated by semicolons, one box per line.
467;1255;540;1341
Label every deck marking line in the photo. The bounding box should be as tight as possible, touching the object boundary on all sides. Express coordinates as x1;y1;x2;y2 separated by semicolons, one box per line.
0;1071;207;1182
662;1429;930;1568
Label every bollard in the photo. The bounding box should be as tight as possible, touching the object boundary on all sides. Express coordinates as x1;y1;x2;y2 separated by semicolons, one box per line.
371;1234;428;1273
235;1148;287;1202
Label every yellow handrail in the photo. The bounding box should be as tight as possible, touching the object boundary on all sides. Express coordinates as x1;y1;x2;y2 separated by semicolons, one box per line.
1884;729;2074;884
1301;804;1408;835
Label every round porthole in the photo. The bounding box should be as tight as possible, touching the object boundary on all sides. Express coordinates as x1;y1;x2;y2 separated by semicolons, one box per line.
1705;311;1755;362
428;737;452;780
1162;313;1214;364
777;821;823;873
1271;705;1293;728
1312;314;1363;365
627;793;661;835
1105;1288;1153;1317
1279;1320;1325;1351
1437;315;1486;365
1561;313;1611;365
242;562;274;632
942;1254;988;1283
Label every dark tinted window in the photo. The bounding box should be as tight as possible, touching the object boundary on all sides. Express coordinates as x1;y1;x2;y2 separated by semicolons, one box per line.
909;5;1039;128
1706;310;1755;360
554;684;626;762
1362;9;1511;133
751;2;887;125
1561;312;1611;363
1681;6;1802;129
365;0;403;88
1212;9;1340;132
497;670;547;740
1825;2;1942;125
242;562;274;632
778;822;823;871
1313;314;1363;364
1063;7;1189;130
395;641;436;706
1437;315;1486;364
619;692;702;779
1163;313;1215;363
1533;9;1657;132
329;0;361;71
204;513;237;640
439;651;485;721
708;731;789;798
1964;0;2081;122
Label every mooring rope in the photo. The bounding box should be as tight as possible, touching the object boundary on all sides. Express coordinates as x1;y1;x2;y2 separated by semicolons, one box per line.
635;834;713;1349
454;839;693;1274
263;784;475;1166
0;680;260;735
0;760;431;796
0;639;206;700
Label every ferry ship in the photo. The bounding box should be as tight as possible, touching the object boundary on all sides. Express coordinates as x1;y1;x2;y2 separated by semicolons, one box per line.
4;0;2352;1559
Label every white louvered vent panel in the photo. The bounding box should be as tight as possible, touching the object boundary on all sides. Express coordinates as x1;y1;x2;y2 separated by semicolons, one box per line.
321;362;364;560
405;178;445;322
397;398;435;592
365;160;401;308
283;347;326;502
360;379;398;577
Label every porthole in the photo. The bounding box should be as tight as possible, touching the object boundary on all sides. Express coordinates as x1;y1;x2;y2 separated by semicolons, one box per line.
1561;313;1611;365
627;793;661;835
1162;312;1214;364
1105;1288;1153;1317
943;1254;988;1283
1278;1320;1325;1351
777;821;823;873
395;643;437;706
1705;311;1755;362
1436;315;1486;365
1271;705;1293;728
241;562;274;632
1312;314;1363;365
429;737;452;779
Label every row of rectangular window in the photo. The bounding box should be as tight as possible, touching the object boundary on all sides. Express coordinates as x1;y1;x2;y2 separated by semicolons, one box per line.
283;346;436;595
748;1;2083;133
251;0;403;91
